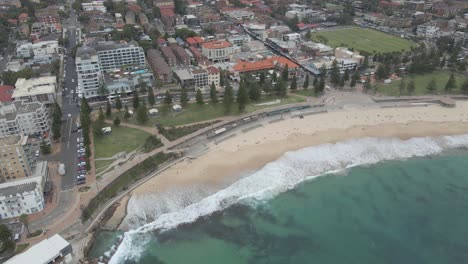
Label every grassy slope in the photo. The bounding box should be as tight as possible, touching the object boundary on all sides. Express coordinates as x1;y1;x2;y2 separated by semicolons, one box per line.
376;70;466;96
113;95;306;127
312;28;415;54
93;126;151;159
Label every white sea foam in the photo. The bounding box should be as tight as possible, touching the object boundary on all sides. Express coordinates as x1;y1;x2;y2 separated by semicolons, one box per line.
109;135;468;263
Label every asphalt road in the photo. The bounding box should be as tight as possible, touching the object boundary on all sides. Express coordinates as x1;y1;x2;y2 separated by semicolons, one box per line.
57;7;82;190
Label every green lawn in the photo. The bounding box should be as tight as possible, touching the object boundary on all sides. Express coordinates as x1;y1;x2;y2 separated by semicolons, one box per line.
112;95;306;127
95;159;115;173
93;126;151;159
376;70;466;96
293;89;316;97
311;28;416;54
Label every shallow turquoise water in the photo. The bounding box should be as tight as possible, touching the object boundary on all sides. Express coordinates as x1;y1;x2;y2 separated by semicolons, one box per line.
92;150;468;264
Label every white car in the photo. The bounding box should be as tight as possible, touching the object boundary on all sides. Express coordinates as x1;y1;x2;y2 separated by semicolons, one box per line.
71;79;74;83
77;137;80;143
35;150;39;157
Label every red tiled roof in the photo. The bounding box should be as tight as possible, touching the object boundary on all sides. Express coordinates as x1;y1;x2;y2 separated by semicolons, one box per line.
18;13;28;20
202;40;231;49
233;57;299;72
207;66;219;74
186;37;197;45
192;36;205;43
0;85;14;102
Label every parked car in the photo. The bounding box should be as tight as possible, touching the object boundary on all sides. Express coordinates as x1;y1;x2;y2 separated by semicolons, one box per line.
76;179;86;185
77;138;80;143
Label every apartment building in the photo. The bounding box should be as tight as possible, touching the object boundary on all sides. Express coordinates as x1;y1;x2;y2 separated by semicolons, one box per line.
13;77;56;105
0;101;49;138
75;46;102;98
0;167;47;219
94;40;146;73
147;49;172;83
160;46;177;66
0;135;33;181
201;41;233;62
207;66;220;88
81;1;107;13
174;67;209;89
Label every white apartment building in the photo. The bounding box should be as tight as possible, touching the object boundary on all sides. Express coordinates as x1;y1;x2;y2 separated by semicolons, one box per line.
13;77;56;104
207;66;220;88
16;41;59;64
416;24;439;39
94;40;146;73
201;41;233;62
0;101;49;138
0;173;46;219
81;1;107;13
76;46;102;98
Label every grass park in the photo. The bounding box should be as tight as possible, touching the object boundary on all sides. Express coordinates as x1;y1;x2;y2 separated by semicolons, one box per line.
311;27;416;54
376;70;466;96
93;125;151;159
112;95;306;128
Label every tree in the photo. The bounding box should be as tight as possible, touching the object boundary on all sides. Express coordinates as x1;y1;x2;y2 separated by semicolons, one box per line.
318;77;325;93
223;81;234;114
237;80;248;112
196;89;204;105
362;55;369;68
259;72;266;85
363;77;372;92
313;76;318;88
0;224;14;254
277;79;287;97
281;65;289;81
460;78;468;95
330;60;340;85
97;83;108;97
376;64;387;80
106;101;112;117
426;78;437;94
115;95;122;111
113;116;121;127
136;104;148;124
164;90;172;105
249;81;261;101
339;76;345;89
132;90;140;109
445;73;456;94
440;57;446;68
123;105;130;120
40;140;51;154
407;79;415;95
343;69;350;82
210;82;218;103
303;74;309;90
180;87;189;107
94;107;105;136
399;80;406;96
19;214;30;235
305;29;312;40
51;101;62;140
138;79;148;93
290;76;297;90
147;88;155;107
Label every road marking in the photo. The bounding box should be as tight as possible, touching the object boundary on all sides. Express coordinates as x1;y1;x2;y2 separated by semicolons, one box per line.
67;117;73;149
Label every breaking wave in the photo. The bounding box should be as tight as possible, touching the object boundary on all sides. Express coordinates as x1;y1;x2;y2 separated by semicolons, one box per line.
109;134;468;263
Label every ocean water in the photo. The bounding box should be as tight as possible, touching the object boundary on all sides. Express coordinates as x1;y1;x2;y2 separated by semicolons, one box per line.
90;135;468;264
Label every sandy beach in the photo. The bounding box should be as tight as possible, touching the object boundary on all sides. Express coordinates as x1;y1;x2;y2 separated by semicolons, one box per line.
112;101;468;229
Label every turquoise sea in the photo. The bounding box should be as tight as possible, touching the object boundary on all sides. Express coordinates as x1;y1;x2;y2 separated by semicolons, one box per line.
90;136;468;264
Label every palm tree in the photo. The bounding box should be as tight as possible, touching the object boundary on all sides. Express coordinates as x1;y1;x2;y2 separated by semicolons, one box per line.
19;214;29;235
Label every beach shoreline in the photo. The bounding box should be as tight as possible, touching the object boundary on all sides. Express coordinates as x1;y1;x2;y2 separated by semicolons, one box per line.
107;102;468;230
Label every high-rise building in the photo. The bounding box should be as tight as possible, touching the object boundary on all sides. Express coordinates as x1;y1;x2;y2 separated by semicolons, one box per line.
94;40;146;73
0;101;49;138
76;46;102;98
